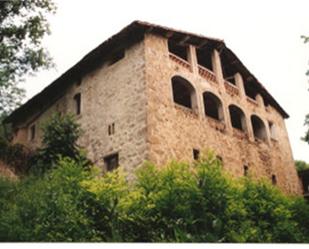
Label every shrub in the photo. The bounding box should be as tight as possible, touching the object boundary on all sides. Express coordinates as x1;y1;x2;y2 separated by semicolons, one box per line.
0;153;308;242
0;157;99;242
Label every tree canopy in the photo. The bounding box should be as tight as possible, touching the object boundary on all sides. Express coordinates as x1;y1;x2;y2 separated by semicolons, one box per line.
0;0;56;115
301;36;309;144
295;160;309;172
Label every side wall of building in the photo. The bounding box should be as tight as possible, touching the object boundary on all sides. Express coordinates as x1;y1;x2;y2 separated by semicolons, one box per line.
13;41;147;175
144;33;302;195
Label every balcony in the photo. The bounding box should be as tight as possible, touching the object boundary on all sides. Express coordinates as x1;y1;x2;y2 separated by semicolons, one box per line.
169;53;192;72
246;96;258;107
224;80;239;97
198;65;217;84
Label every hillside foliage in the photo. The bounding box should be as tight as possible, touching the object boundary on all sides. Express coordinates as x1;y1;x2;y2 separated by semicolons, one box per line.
0;155;308;242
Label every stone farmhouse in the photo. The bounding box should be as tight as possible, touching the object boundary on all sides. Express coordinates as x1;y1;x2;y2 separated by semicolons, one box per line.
4;21;301;194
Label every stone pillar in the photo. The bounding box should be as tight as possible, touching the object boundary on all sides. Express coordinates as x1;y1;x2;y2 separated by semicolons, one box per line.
246;113;255;142
223;101;233;134
263;118;272;145
235;73;246;98
256;94;265;109
197;88;205;119
188;45;198;75
212;49;224;89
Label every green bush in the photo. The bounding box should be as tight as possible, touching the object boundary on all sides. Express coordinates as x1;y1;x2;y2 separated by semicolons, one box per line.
0;157;99;242
0;153;308;242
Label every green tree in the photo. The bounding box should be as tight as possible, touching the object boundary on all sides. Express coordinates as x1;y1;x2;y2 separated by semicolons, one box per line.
295;160;309;172
0;0;56;114
30;113;89;175
302;114;309;144
302;36;309;143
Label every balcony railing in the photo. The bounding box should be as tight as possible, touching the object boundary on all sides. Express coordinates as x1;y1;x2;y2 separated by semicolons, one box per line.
169;53;191;71
198;65;217;84
224;80;239;96
246;96;258;107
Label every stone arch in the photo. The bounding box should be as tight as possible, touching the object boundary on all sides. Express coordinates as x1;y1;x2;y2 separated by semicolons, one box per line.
171;76;197;110
251;114;267;142
203;91;224;121
228;104;247;132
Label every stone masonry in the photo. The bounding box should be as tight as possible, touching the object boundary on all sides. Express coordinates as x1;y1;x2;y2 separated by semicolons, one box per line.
5;21;302;195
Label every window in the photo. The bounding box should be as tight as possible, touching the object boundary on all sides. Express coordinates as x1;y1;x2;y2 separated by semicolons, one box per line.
171;76;196;109
104;153;119;172
244;165;249;176
272;175;277;185
193;149;200;160
251;115;267;142
168;40;188;61
108;123;115;136
108;49;125;66
74;93;81;115
229;105;246;132
30;124;36;140
203;92;224;121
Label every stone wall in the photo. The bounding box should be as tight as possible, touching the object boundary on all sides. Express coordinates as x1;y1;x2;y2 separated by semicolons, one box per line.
144;33;302;195
9;31;302;195
13;41;148;175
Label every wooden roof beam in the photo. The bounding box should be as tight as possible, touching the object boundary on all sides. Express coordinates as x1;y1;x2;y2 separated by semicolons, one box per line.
178;35;191;45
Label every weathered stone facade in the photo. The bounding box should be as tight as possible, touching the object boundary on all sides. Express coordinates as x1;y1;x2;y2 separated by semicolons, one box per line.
5;21;302;194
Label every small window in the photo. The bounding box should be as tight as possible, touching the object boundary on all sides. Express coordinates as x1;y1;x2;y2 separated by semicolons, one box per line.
30;125;36;140
193;149;200;160
104;153;119;172
74;93;81;115
108;123;115;136
272;175;277;185
244;165;249;176
216;155;223;165
108;50;125;66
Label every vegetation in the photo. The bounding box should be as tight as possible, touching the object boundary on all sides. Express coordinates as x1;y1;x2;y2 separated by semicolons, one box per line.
302;36;309;144
0;155;308;242
295;160;309;172
0;113;308;242
0;0;56;115
29;113;90;175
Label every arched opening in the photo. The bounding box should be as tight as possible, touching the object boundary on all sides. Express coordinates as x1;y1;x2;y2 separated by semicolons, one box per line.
251;115;267;142
171;76;196;109
203;92;224;121
228;104;247;132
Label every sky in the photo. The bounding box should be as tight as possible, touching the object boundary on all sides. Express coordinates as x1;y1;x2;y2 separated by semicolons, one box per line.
20;0;309;161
